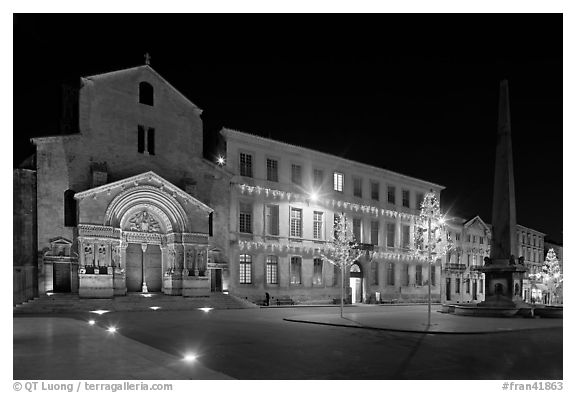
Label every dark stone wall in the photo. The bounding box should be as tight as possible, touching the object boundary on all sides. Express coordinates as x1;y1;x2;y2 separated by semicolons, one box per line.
13;169;38;304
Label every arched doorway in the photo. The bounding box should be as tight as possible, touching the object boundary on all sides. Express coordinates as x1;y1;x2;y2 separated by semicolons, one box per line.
349;263;363;304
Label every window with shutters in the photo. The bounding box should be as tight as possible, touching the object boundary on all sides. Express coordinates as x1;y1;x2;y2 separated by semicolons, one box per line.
387;262;395;286
415;265;423;286
265;205;279;236
291;164;302;185
333;172;343;192
313;211;323;240
239;202;252;233
290;256;302;285
371;221;379;245
313;258;323;286
386;222;395;248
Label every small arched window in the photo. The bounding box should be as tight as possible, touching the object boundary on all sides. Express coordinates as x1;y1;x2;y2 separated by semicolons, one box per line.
64;190;77;227
139;82;154;106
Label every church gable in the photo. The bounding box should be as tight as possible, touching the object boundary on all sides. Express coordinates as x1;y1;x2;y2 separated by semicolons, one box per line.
83;65;202;113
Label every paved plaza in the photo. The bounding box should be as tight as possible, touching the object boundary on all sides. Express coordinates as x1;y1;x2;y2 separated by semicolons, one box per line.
14;305;562;380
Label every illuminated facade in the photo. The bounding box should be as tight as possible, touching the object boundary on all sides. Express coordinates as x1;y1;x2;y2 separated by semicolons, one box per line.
221;128;445;304
441;216;547;304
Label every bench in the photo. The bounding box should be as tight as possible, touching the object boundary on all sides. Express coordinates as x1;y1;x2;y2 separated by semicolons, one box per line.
276;297;295;306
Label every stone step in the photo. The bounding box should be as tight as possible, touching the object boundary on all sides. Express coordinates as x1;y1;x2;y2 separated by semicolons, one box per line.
13;293;258;314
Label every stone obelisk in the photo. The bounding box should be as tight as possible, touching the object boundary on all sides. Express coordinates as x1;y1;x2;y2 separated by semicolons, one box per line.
478;80;527;308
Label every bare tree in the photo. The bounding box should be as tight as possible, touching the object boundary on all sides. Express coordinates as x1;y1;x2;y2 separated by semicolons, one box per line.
321;212;362;318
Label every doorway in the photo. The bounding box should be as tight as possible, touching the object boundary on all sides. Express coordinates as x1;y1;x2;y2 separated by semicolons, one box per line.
349;263;363;304
446;278;451;301
211;269;222;292
125;243;162;292
53;263;71;292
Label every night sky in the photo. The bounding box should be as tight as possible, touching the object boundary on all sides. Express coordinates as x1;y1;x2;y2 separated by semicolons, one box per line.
13;14;563;242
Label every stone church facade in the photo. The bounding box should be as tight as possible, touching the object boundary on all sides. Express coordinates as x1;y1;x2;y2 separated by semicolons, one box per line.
21;65;231;300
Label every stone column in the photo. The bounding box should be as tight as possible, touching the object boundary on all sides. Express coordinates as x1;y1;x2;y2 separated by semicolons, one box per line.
141;243;148;293
113;242;127;296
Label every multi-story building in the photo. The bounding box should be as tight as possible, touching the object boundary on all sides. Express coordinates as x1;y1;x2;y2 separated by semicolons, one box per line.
222;128;445;304
441;216;547;304
442;216;490;304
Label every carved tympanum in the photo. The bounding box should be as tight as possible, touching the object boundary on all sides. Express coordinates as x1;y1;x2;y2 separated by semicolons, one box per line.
128;211;161;233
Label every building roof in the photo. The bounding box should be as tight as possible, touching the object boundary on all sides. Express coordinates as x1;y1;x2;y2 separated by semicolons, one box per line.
221;127;445;190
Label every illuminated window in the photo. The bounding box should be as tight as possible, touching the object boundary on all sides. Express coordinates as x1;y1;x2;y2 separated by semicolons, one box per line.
266;255;278;284
239;254;252;284
290;208;302;238
333;172;344;192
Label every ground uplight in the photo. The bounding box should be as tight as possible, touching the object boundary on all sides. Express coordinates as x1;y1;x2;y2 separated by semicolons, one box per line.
90;310;110;315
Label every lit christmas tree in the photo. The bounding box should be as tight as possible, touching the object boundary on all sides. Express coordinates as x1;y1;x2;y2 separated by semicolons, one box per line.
412;191;452;326
321;212;362;318
540;248;563;305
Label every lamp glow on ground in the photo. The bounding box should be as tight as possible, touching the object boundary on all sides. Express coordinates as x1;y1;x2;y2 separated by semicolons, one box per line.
90;310;110;315
88;320;96;325
216;156;225;166
150;306;161;311
140;294;153;298
107;326;117;333
182;353;197;362
198;307;213;313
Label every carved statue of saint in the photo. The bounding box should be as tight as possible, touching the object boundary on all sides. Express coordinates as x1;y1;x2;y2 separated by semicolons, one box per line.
186;249;196;273
84;244;94;266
